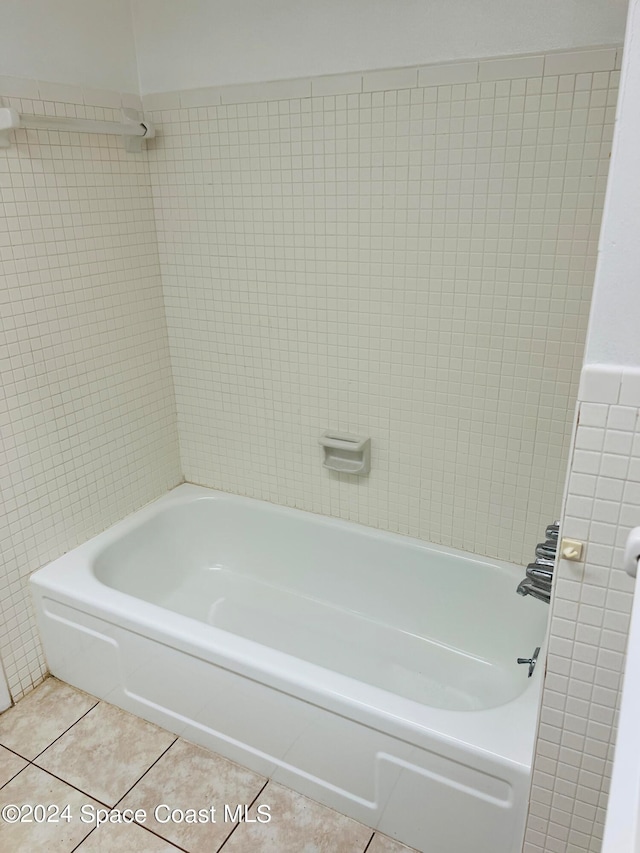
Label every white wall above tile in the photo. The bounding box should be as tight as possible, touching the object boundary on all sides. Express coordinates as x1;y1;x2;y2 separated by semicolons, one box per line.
131;0;627;94
585;0;640;367
0;0;139;92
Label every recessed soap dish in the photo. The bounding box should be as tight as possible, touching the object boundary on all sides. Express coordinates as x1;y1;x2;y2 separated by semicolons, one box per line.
319;431;371;475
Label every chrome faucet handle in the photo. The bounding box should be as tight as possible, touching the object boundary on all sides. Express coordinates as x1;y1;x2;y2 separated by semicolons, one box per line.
536;540;557;560
517;646;541;677
545;522;559;541
532;554;555;569
516;520;560;603
526;563;553;586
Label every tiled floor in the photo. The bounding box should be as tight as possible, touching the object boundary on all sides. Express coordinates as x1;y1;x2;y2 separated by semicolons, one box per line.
0;679;417;852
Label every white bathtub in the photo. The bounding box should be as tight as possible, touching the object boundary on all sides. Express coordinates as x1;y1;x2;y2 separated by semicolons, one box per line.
31;484;547;853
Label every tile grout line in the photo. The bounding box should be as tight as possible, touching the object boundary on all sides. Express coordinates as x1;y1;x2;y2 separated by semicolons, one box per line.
3;760;121;852
0;743;31;764
128;822;191;853
25;763;114;810
68;824;97;853
30;698;100;763
68;764;192;853
69;826;98;853
362;830;376;851
0;761;29;792
9;709;180;814
69;815;189;853
0;741;34;763
112;735;179;809
0;697;101;791
31;732;185;852
216;778;270;852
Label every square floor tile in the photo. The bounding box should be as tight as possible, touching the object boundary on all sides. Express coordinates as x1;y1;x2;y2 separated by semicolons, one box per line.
76;821;180;851
35;703;175;806
0;746;28;787
221;781;372;852
368;833;419;853
0;764;99;852
0;678;96;760
120;738;266;852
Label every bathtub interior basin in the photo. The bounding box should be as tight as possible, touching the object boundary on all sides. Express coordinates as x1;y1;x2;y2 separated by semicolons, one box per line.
31;485;550;853
91;496;546;713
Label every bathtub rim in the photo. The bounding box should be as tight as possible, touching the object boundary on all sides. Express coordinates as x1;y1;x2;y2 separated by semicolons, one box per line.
30;483;547;775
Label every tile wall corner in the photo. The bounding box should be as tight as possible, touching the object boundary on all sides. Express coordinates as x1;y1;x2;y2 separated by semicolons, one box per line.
525;363;640;852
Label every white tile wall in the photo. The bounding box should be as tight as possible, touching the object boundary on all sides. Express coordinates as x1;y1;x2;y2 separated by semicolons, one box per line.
524;367;640;853
147;66;618;566
417;62;479;88
478;55;545;81
544;49;618;78
0;88;181;700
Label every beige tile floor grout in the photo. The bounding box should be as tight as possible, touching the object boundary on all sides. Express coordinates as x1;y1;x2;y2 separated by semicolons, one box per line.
31;701;101;761
0;677;417;852
213;781;273;853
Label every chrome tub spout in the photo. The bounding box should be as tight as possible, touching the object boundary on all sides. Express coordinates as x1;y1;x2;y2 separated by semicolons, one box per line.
517;578;551;604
